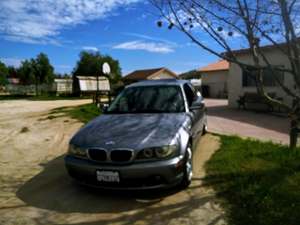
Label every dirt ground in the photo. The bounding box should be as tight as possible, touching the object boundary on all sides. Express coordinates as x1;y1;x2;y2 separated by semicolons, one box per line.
0;99;226;225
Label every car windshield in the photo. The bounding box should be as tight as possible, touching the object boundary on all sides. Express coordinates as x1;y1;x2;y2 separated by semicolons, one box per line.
107;85;185;113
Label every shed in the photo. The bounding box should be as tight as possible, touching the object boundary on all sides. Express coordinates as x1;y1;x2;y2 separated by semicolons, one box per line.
54;78;73;95
73;76;110;96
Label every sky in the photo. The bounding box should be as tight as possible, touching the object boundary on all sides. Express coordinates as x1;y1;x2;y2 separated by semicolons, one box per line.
0;0;232;76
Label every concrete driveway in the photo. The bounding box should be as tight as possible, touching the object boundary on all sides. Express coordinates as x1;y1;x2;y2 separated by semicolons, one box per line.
205;99;290;145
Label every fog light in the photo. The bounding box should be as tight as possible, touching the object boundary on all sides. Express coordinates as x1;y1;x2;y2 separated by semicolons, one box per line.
154;175;161;181
175;158;185;169
143;148;154;158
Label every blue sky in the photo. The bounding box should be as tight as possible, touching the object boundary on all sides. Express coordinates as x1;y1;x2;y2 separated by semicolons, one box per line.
0;0;225;75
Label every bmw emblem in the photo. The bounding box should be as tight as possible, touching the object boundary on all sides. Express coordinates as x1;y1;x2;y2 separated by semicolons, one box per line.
105;141;115;145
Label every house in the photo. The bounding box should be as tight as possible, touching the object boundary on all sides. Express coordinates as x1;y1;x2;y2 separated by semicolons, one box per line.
54;78;73;95
178;70;202;92
7;78;20;85
199;60;229;98
227;44;297;109
73;76;110;96
122;67;178;85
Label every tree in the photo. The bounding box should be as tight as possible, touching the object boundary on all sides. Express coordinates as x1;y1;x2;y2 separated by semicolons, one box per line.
33;53;55;85
73;51;122;84
8;66;18;79
18;60;35;85
0;61;9;85
151;0;300;148
54;73;71;79
17;53;54;95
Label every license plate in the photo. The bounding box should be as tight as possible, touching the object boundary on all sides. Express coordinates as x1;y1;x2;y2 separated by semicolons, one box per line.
96;170;120;183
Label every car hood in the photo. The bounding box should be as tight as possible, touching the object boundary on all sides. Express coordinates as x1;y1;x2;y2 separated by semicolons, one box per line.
70;113;190;150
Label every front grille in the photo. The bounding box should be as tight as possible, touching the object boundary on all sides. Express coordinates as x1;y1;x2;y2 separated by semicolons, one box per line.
88;148;107;162
110;149;133;162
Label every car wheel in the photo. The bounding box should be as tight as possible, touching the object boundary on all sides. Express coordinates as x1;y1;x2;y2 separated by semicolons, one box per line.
180;145;193;188
202;124;208;135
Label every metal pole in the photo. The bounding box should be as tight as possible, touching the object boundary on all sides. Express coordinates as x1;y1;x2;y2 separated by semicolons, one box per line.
96;71;99;106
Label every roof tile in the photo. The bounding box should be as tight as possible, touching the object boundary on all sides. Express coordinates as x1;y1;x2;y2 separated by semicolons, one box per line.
199;60;229;72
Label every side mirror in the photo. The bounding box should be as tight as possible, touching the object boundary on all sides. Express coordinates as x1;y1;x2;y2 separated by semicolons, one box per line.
101;104;109;113
189;100;204;110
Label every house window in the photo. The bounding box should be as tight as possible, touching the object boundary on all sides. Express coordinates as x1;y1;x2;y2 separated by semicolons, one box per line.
242;66;284;87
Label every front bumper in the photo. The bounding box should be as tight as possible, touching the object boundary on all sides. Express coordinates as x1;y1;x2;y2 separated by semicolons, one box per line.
64;155;185;190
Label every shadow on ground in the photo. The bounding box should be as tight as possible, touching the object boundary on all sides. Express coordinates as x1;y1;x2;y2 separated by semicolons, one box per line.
15;135;225;225
17;155;161;214
16;155;213;213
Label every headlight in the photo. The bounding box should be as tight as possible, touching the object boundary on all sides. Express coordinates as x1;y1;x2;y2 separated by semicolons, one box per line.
68;144;87;157
137;145;179;160
155;145;178;158
143;148;154;158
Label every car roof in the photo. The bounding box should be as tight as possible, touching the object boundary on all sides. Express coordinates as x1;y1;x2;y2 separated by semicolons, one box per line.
126;79;190;88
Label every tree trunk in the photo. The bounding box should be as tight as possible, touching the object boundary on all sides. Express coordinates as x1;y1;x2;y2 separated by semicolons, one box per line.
290;118;299;148
35;78;39;96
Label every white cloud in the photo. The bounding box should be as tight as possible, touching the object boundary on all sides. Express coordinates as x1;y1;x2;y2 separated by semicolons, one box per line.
113;40;174;53
122;32;177;46
82;46;99;52
0;0;140;44
0;57;22;67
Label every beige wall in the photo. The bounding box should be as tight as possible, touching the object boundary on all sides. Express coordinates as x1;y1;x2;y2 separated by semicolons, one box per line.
228;48;296;108
149;72;176;80
202;70;228;98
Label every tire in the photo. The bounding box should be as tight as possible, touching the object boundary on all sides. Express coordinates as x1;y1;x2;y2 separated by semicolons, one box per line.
202;124;208;135
180;145;193;188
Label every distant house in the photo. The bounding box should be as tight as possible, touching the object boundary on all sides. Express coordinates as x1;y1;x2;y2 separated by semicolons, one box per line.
199;60;229;98
54;78;73;95
228;44;297;109
122;67;178;85
179;70;201;80
179;70;202;91
73;76;110;96
7;78;20;85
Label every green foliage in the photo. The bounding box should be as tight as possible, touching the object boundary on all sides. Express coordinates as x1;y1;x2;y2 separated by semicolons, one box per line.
32;53;55;84
206;135;300;225
8;66;17;78
179;70;201;79
0;61;9;85
17;53;54;85
55;73;71;79
73;51;122;84
17;60;35;85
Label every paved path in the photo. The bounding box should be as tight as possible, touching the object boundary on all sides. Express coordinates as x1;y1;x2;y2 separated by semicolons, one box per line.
205;99;290;145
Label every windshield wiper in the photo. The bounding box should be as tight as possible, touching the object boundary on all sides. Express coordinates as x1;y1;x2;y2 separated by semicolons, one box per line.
106;109;177;114
130;109;170;113
105;110;128;114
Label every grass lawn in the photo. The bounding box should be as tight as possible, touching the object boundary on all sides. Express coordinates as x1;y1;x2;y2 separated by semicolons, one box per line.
205;135;300;225
49;103;101;123
0;94;90;101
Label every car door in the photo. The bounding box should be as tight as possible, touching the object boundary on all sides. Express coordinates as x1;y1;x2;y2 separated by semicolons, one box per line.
183;83;204;141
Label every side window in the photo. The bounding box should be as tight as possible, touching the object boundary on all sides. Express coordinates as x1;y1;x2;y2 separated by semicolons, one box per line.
183;84;195;106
